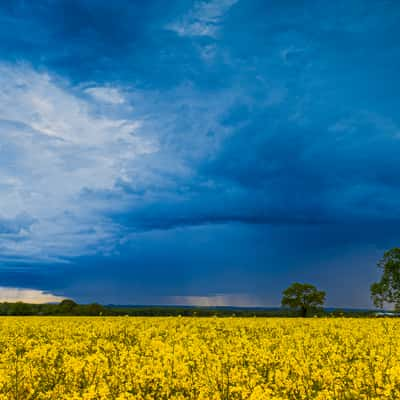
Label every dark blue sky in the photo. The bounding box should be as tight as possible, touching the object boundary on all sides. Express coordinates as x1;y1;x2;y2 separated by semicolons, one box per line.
0;0;399;307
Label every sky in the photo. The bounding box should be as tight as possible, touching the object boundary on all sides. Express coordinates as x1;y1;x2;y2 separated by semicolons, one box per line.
0;0;399;307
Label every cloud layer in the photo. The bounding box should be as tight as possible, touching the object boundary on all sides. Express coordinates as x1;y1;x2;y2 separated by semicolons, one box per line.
167;0;237;37
0;286;64;303
0;1;400;307
0;63;155;260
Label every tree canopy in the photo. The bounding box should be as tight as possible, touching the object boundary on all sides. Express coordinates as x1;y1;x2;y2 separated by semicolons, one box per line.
281;282;326;317
371;248;400;311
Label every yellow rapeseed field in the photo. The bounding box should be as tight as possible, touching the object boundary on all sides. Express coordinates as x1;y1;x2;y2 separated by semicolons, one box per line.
0;317;399;399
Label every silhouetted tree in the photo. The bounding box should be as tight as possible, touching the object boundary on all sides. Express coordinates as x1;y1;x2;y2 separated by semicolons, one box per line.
371;248;400;311
58;299;78;314
281;282;326;317
86;303;104;316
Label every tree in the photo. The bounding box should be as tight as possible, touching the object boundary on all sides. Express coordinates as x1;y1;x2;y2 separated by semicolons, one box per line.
371;248;400;311
85;303;105;316
58;299;78;314
281;282;326;317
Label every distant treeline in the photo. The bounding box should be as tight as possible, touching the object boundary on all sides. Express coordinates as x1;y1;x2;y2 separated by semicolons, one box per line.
0;299;379;317
0;300;111;316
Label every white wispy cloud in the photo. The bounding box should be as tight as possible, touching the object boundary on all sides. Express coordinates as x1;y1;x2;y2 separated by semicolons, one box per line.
167;0;238;38
0;63;157;261
0;287;65;303
0;62;253;262
329;111;400;138
85;86;126;104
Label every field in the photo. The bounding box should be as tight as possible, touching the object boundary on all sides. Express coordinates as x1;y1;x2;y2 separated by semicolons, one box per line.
0;317;399;399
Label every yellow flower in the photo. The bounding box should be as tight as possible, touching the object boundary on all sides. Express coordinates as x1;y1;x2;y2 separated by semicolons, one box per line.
0;317;399;399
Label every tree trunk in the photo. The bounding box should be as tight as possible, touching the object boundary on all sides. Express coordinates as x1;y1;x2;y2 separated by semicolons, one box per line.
301;306;307;317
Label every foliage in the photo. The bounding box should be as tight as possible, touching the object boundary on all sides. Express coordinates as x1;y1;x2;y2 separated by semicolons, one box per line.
371;248;400;310
0;301;113;316
0;302;379;317
57;299;78;314
281;282;326;317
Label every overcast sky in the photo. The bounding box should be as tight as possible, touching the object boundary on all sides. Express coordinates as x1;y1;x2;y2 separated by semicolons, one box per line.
0;0;399;307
